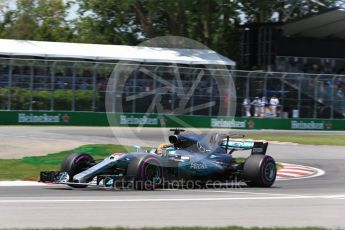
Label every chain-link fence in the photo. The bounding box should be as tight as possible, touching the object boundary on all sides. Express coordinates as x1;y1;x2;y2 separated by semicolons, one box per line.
0;57;344;119
234;70;345;119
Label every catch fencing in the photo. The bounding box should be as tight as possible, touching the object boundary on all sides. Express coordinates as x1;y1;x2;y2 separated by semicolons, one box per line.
0;57;344;119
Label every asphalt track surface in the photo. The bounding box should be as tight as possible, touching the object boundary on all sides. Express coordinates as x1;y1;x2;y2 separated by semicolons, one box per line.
1;127;345;229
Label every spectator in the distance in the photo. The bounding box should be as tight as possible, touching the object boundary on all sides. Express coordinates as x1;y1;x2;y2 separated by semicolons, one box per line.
270;95;280;117
242;97;251;117
251;96;261;117
260;96;268;117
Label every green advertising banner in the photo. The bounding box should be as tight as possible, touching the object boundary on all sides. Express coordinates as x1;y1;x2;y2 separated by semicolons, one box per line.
0;111;109;126
1;111;345;131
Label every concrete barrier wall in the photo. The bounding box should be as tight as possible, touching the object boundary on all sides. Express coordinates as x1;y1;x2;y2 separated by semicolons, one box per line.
0;111;344;130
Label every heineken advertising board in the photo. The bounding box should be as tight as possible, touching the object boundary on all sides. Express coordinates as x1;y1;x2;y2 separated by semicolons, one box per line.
0;111;108;126
0;111;344;130
18;113;64;123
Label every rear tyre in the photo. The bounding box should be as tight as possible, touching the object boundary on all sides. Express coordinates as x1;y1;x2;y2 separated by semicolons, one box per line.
61;153;95;188
243;155;276;187
127;155;161;190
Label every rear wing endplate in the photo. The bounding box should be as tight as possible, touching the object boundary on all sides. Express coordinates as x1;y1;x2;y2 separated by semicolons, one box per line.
251;142;268;155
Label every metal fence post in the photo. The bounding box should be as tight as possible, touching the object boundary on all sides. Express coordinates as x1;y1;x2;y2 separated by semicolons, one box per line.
330;75;337;119
245;72;251;99
313;76;320;118
7;59;13;111
228;70;233;117
209;71;213;116
29;61;34;111
280;74;286;116
50;62;56;111
297;75;302;117
92;63;99;111
72;63;76;111
263;73;268;97
132;64;137;113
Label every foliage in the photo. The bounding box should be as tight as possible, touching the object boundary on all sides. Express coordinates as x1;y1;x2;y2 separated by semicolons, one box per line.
74;0;240;58
0;0;73;41
0;87;97;111
0;0;341;59
237;0;338;23
32;90;51;110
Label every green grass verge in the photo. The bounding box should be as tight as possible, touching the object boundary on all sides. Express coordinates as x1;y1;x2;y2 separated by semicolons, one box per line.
0;144;284;180
24;227;326;230
245;134;345;146
0;144;136;180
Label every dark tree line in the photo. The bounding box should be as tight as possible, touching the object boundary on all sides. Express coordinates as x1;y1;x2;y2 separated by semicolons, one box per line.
0;0;340;59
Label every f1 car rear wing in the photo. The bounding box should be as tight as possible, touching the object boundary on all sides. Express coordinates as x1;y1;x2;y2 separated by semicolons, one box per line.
251;141;268;155
220;138;268;155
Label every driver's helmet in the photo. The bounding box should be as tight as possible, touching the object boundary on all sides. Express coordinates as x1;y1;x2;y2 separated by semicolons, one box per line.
156;143;174;155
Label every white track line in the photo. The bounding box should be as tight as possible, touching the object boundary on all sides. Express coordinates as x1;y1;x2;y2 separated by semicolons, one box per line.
184;189;345;200
1;195;345;203
192;190;305;197
0;181;47;186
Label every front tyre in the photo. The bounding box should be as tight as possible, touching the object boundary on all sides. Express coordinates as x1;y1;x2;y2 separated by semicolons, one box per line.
61;153;95;188
127;155;161;190
243;155;276;187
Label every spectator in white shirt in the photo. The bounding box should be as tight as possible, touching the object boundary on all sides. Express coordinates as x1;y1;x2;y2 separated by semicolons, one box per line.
270;95;280;117
242;98;251;117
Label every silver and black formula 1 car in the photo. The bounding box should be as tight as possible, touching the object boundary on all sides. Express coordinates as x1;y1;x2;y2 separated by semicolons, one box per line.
40;129;277;189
